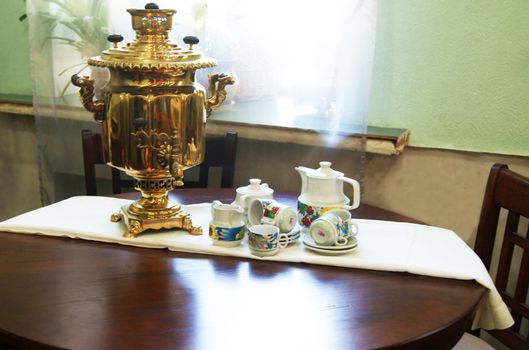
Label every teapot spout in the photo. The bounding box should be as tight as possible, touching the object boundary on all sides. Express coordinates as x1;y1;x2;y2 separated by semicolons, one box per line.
211;200;224;218
295;166;310;195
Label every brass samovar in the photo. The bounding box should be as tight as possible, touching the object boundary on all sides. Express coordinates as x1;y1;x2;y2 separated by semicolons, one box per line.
72;3;234;238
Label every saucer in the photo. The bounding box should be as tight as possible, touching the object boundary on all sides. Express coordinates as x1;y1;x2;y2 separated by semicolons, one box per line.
302;234;358;251
280;233;301;239
303;244;357;255
280;231;300;239
285;225;301;236
279;232;301;245
281;225;301;242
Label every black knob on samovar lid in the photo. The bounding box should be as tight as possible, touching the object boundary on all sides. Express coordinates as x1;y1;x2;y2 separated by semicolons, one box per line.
145;3;159;10
107;34;124;48
183;36;199;50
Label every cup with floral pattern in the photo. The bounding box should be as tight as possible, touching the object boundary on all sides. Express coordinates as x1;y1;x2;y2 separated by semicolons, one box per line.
248;199;297;233
248;224;288;257
308;209;357;246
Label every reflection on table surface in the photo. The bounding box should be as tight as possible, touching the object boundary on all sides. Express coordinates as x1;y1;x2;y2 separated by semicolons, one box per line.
0;188;482;350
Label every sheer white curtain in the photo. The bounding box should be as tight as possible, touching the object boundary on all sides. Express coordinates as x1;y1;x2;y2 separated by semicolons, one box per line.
26;0;377;204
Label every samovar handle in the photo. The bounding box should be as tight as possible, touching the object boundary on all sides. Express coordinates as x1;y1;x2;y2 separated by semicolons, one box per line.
205;73;236;116
181;36;235;116
71;74;106;122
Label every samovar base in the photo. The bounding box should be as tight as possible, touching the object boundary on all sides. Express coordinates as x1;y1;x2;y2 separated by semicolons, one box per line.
111;203;203;238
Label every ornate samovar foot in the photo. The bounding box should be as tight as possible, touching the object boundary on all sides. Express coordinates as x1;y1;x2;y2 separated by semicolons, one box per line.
110;213;123;222
112;196;203;238
121;218;143;238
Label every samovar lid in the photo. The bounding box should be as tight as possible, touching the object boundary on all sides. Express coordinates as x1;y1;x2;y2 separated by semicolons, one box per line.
87;3;217;71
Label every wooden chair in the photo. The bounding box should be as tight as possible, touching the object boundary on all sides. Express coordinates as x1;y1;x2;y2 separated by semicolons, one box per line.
454;164;529;350
81;129;130;195
82;130;238;195
181;131;238;189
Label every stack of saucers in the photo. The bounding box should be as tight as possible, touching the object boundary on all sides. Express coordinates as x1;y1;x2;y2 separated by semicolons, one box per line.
279;225;301;245
302;234;358;255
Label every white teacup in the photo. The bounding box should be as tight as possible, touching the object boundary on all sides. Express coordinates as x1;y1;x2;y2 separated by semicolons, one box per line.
309;209;358;246
247;224;288;257
248;199;297;233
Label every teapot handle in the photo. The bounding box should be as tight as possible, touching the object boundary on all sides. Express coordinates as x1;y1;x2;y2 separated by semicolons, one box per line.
339;177;360;210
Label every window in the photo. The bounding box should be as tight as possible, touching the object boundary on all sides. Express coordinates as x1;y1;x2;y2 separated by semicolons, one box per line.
29;0;377;132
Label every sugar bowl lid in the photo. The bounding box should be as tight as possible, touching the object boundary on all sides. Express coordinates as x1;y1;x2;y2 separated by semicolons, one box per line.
236;179;274;196
87;3;217;71
306;161;344;179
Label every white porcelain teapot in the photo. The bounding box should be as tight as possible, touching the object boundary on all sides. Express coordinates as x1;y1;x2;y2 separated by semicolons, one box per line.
295;161;360;228
232;178;274;212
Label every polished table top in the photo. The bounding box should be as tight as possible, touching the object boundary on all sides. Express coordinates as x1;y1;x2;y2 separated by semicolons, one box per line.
0;189;484;350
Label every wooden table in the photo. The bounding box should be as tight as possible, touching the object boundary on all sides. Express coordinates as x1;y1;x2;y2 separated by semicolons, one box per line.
0;189;484;350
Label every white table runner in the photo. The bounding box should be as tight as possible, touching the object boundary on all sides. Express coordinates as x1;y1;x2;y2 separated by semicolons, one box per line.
0;196;514;330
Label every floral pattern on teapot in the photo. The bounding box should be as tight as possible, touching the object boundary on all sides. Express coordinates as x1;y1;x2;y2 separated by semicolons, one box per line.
297;201;341;228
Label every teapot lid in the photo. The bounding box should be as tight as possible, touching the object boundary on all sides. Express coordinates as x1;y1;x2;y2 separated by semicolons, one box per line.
306;161;344;179
236;179;274;196
88;3;216;71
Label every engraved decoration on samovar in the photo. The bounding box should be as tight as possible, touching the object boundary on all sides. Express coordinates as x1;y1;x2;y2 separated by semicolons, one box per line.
71;3;235;237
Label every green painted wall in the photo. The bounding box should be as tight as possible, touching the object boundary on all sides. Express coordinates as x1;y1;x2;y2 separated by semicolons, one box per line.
1;0;528;155
0;0;32;96
369;0;529;156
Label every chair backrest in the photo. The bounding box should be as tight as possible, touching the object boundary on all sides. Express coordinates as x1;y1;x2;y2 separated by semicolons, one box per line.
82;130;238;195
181;131;238;188
474;164;529;350
81;129;126;195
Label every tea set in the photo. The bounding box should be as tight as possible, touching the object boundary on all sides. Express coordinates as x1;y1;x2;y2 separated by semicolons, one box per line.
208;161;361;257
